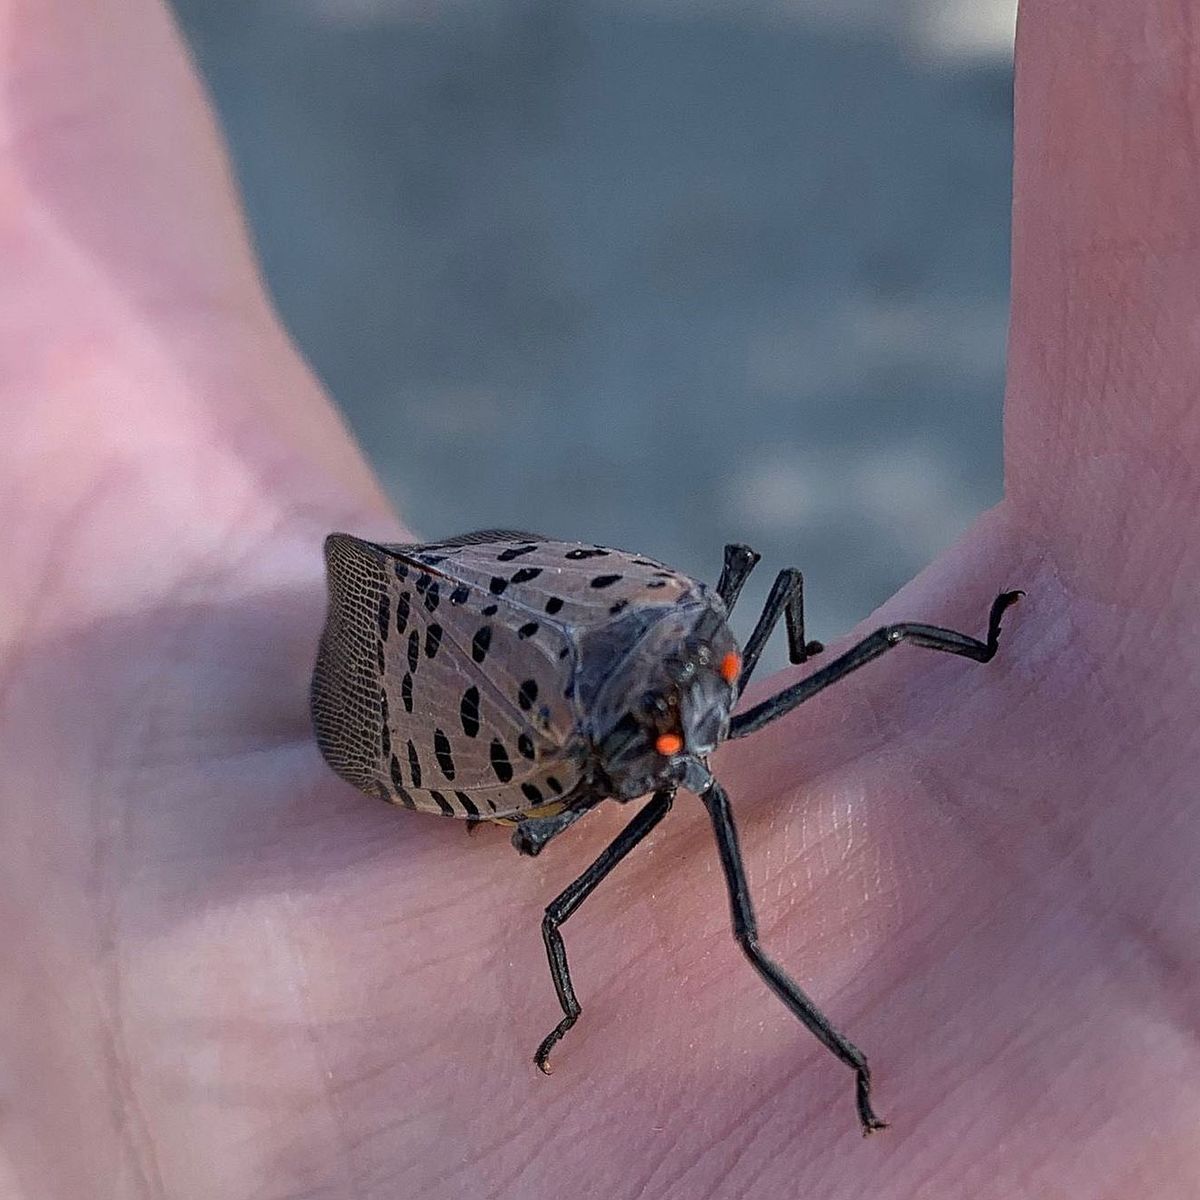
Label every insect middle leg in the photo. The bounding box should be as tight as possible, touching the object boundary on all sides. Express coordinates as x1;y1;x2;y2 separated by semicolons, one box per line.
534;787;675;1073
737;568;824;690
699;777;887;1135
730;590;1023;739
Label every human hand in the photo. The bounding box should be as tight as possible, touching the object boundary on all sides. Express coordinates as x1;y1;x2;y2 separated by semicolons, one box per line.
2;2;1196;1197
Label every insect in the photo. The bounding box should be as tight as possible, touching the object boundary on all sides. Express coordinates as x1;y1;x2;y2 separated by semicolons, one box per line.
311;529;1021;1134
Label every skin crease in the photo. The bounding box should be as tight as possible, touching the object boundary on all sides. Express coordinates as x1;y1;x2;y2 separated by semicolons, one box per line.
1;0;1198;1195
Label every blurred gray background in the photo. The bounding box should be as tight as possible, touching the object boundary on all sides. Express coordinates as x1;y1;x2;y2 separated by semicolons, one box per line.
173;0;1015;664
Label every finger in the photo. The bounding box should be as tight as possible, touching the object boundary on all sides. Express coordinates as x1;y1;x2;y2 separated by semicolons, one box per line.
0;0;263;313
1;0;398;607
1006;0;1200;599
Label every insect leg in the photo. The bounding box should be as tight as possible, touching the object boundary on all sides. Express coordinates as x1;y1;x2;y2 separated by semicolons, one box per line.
535;787;675;1073
730;590;1023;740
737;568;824;690
699;778;887;1135
512;805;590;857
716;544;761;612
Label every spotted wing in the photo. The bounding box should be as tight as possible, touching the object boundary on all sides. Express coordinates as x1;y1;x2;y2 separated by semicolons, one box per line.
313;533;586;820
390;532;707;632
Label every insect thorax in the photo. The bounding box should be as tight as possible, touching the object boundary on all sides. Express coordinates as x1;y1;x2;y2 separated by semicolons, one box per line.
576;598;740;800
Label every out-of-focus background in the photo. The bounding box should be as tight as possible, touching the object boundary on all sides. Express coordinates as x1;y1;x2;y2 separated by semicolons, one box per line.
173;0;1016;664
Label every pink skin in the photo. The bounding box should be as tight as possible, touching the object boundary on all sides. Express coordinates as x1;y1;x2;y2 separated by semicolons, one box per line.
2;1;1198;1196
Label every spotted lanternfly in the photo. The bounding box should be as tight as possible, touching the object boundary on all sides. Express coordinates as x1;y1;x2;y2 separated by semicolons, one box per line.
311;529;1022;1134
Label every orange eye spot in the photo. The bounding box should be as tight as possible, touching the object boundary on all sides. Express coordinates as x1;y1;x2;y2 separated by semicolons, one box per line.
720;651;741;684
655;732;684;756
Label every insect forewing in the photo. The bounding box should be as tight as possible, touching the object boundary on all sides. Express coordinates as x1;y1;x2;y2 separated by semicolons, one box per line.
312;530;710;821
315;533;587;819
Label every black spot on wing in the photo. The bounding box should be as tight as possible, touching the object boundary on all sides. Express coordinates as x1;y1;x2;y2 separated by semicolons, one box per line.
454;790;480;816
455;790;483;815
434;729;456;780
490;739;513;783
472;627;493;663
425;624;443;658
497;544;539;561
428;790;455;816
460;687;481;737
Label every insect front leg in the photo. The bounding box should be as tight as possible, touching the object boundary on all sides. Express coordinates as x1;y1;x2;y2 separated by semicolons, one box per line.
699;778;887;1135
534;788;675;1073
715;543;761;612
730;590;1023;739
737;568;824;690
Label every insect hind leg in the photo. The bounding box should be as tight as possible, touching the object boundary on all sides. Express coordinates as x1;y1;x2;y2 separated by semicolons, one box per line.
512;805;589;856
